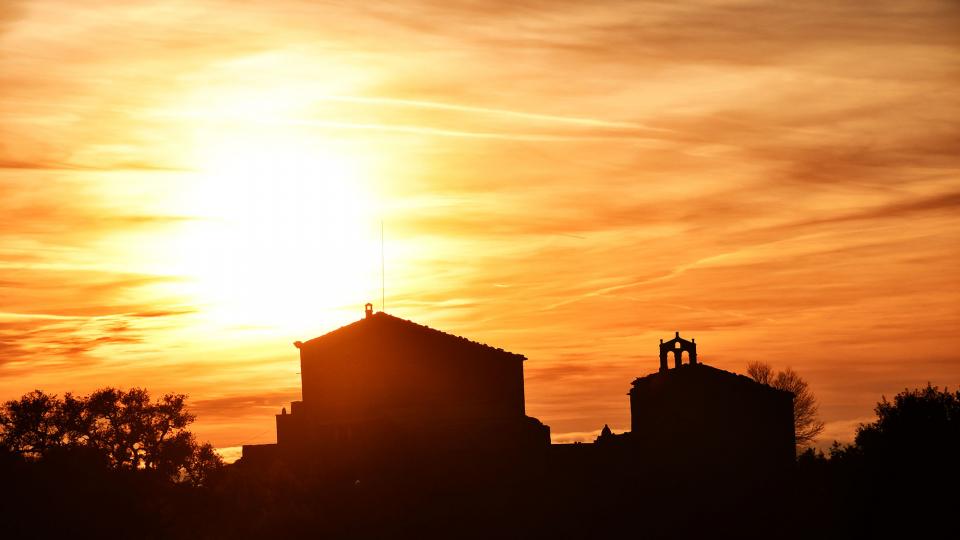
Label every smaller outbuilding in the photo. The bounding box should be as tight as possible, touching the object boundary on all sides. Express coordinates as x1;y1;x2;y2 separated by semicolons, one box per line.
629;333;796;473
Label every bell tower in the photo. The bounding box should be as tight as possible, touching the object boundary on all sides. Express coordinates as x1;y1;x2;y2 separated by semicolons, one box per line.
658;331;697;372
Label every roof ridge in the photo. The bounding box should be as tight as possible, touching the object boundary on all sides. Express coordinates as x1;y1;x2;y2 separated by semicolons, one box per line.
377;312;525;359
299;311;526;360
631;363;793;395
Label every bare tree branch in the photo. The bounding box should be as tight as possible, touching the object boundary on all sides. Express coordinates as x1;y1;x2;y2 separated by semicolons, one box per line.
747;362;825;449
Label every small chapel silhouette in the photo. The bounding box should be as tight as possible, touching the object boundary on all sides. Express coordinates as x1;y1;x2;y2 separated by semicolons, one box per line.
242;306;795;478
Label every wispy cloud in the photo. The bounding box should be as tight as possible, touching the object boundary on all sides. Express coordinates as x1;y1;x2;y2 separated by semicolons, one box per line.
192;390;301;420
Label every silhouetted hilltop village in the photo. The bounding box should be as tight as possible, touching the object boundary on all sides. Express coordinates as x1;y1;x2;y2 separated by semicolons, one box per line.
242;304;796;483
6;303;956;539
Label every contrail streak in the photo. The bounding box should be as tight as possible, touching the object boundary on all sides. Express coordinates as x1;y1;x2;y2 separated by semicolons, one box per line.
289;118;667;142
314;95;672;132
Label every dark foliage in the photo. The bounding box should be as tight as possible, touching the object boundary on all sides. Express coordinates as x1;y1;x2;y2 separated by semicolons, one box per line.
854;384;960;466
2;384;957;539
793;384;959;538
0;387;225;538
0;387;223;484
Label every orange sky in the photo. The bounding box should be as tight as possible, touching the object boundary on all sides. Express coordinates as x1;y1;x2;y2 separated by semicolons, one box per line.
2;0;958;459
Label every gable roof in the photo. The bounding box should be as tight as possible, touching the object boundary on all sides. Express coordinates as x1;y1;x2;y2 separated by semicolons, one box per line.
630;363;794;398
295;311;526;361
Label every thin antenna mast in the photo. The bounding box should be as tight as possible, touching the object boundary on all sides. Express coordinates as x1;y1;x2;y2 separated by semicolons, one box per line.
380;220;385;312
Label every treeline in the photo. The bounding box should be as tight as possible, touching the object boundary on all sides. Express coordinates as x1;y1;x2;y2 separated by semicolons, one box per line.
0;387;222;484
0;388;225;538
792;384;959;537
1;384;958;539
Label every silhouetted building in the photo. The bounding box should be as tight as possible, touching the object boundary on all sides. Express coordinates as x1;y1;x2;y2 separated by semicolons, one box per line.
237;320;797;538
243;304;549;471
244;309;794;492
630;332;795;472
551;331;795;482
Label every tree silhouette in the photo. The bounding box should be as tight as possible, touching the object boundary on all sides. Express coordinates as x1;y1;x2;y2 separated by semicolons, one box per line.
746;362;824;448
853;383;959;467
0;390;81;456
0;387;222;484
792;384;960;536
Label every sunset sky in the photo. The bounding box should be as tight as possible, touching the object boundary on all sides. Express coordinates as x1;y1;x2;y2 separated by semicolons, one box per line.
2;0;958;459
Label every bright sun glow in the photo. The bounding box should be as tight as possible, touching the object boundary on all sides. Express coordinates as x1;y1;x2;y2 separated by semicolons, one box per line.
171;130;382;332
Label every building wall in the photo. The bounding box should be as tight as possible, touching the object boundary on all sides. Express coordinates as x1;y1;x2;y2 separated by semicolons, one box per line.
298;320;526;426
629;364;795;472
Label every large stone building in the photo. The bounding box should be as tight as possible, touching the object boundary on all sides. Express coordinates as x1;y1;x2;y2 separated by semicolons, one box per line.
242;304;550;470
